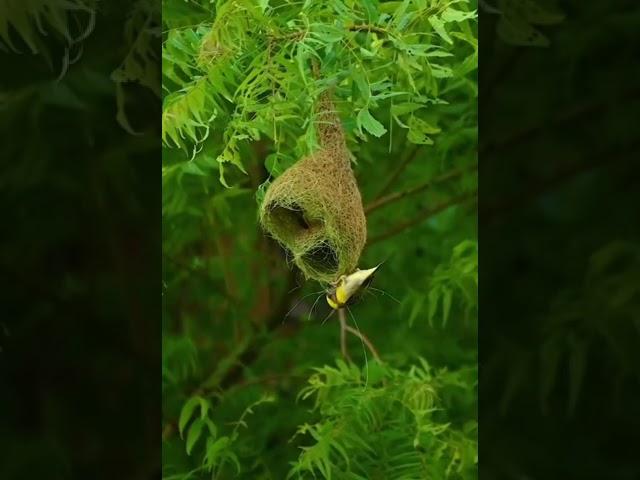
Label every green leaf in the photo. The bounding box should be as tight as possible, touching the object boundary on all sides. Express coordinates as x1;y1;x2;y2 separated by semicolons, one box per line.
430;64;454;79
227;451;242;474
198;397;210;419
428;17;453;44
352;68;371;101
265;153;281;176
186;418;204;455
407;116;439;144
204;418;218;438
425;50;454;58
441;8;477;23
205;436;231;467
442;287;452;327
391;102;426;116
296;43;310;86
357;108;387;137
181;161;207;176
311;23;344;43
411;116;441;134
408;293;425;327
497;16;549;47
258;0;270;12
366;360;386;384
218;162;230;188
179;397;200;437
360;0;380;23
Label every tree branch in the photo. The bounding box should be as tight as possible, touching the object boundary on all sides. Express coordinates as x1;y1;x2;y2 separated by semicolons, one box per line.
347;24;391;36
368;190;477;245
345;325;381;363
338;309;352;362
374;146;422;198
365;163;476;214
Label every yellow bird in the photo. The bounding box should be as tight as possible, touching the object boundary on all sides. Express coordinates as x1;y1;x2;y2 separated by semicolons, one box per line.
326;265;381;310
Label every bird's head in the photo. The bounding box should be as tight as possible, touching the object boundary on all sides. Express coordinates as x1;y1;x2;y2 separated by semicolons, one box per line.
326;264;381;310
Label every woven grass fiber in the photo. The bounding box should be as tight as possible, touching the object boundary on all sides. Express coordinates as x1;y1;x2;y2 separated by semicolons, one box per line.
259;91;367;283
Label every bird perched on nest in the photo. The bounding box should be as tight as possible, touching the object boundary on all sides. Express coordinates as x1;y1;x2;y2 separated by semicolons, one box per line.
326;264;381;310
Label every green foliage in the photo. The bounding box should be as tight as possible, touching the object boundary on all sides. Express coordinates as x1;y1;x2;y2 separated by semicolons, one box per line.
111;0;162;132
405;240;477;328
480;2;640;475
161;0;477;185
0;0;96;56
290;359;477;479
483;0;564;47
487;240;640;417
0;1;160;477
163;0;477;478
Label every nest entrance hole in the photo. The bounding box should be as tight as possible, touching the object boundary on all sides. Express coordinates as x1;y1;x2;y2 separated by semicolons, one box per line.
267;203;322;239
301;242;340;276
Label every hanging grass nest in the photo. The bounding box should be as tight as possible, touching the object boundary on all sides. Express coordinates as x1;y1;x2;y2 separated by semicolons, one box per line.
259;91;367;283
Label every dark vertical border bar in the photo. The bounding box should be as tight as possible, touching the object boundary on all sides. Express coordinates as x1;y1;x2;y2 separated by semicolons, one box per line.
480;1;640;478
0;1;161;478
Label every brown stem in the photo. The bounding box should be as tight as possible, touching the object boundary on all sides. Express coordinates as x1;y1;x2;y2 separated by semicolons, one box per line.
344;325;381;363
375;146;422;198
310;57;321;79
368;190;477;245
338;309;352;362
365;163;476;214
347;24;391;36
281;23;395;42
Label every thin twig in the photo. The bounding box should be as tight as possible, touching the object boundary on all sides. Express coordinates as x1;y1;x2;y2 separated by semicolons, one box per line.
347;23;391;36
338;309;352;362
344;325;381;363
365;163;477;214
368;190;477;245
375;146;422;198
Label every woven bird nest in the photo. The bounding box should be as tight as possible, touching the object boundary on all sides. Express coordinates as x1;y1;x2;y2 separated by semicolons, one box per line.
259;92;367;283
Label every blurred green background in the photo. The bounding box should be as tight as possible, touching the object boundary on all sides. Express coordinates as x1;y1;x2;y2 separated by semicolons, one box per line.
0;1;160;479
480;1;640;478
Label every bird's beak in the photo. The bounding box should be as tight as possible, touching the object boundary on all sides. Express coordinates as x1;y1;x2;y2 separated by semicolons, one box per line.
360;264;381;278
336;264;381;305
